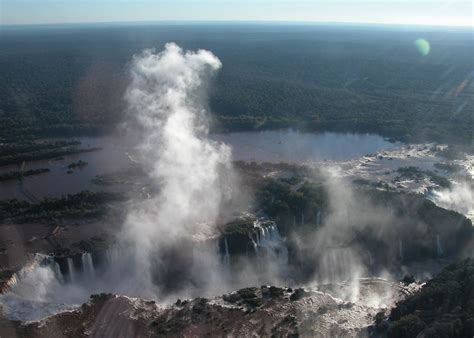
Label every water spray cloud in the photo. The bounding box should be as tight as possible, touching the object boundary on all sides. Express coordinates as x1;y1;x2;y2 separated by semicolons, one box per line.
124;43;236;295
431;182;474;221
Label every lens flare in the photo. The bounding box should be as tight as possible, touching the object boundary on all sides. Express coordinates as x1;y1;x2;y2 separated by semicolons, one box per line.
414;38;430;56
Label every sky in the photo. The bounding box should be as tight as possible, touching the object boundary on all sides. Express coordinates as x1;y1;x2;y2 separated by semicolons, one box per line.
1;0;472;27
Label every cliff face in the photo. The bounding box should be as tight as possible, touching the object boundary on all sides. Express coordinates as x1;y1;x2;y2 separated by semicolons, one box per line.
6;283;405;338
384;258;474;338
5;260;473;338
3;294;159;338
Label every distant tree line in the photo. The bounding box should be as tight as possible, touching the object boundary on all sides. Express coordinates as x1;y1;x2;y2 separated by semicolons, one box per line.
0;25;472;145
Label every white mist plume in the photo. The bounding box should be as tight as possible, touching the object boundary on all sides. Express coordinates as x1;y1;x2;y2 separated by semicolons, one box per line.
123;43;236;295
431;181;474;221
294;167;411;290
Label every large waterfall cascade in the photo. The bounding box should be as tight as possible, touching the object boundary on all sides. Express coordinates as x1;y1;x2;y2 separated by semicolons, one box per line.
3;219;290;323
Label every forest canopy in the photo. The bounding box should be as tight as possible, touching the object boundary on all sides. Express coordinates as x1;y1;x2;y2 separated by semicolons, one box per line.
0;24;472;144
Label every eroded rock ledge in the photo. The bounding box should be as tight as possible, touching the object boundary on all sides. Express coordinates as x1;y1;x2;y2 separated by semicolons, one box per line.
4;285;386;337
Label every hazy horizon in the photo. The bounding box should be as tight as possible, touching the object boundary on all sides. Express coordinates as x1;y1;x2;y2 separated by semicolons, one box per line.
1;19;472;31
1;0;472;27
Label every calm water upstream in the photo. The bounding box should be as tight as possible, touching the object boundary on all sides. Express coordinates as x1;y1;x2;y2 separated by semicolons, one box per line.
215;130;400;163
0;130;400;200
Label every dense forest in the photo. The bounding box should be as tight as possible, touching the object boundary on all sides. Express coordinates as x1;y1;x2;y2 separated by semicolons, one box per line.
0;191;123;223
0;24;472;144
384;258;474;338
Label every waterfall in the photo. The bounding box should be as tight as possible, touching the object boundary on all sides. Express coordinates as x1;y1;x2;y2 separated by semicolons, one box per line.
1;253;110;322
67;258;75;282
105;246;121;265
81;253;95;277
220;217;288;269
316;210;322;226
301;213;305;225
436;234;443;257
106;249;113;265
367;251;373;266
293;215;296;227
248;232;259;255
399;240;403;260
319;248;360;283
255;222;288;265
223;237;230;266
53;262;63;283
268;225;277;241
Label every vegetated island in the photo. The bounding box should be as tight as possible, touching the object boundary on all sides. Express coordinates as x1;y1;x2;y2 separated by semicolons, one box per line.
0;168;50;182
67;160;88;169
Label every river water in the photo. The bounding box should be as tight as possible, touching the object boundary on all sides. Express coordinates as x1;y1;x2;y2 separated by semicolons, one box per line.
1;130;472;222
215;130;400;163
0;130;400;200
